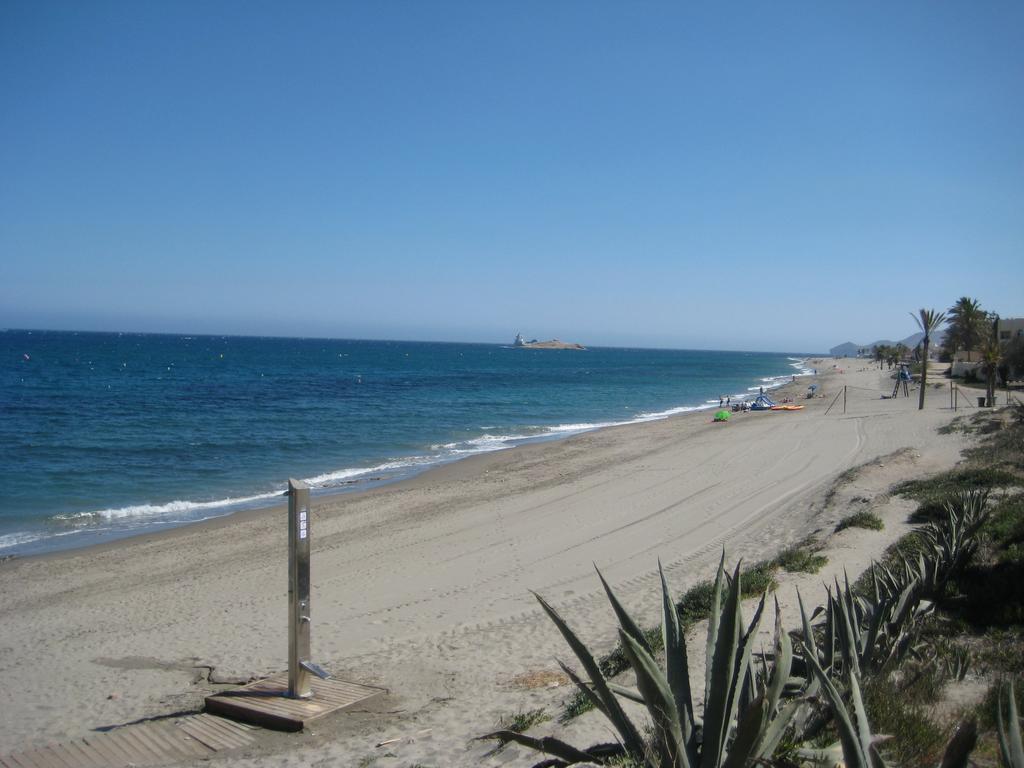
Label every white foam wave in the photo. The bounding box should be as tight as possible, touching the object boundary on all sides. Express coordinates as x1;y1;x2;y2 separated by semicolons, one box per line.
54;490;283;522
787;358;815;376
304;457;438;488
545;421;620;433
0;531;48;552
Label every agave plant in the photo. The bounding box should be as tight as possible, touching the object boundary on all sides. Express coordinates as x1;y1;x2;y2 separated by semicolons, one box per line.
998;680;1024;768
802;568;925;683
900;489;990;600
798;635;978;768
796;645;888;768
482;553;805;767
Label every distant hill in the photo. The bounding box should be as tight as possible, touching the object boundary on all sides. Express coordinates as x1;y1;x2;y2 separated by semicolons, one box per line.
829;342;861;357
829;331;938;357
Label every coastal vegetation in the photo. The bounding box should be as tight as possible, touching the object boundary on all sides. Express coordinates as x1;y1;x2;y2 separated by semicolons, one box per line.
774;540;828;574
912;307;947;410
940;296;1024;396
872;343;909;370
835;510;884;532
482;405;1024;767
946;297;989;362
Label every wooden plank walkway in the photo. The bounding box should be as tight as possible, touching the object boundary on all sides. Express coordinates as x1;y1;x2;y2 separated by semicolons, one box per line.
205;673;386;732
0;674;384;765
0;713;256;768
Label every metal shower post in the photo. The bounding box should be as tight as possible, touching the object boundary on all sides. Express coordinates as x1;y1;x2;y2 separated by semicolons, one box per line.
287;478;329;698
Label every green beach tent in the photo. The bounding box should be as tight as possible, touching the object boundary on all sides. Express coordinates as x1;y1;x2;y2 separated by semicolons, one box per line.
714;410;730;422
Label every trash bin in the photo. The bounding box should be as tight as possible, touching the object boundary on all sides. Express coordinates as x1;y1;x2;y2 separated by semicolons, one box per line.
978;397;987;407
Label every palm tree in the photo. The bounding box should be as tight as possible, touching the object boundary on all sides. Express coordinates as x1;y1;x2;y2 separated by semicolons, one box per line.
979;315;1003;406
912;308;948;410
946;297;985;362
886;346;901;369
980;338;1002;407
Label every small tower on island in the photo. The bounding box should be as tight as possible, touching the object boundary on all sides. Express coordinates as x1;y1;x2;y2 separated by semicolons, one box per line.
513;332;525;347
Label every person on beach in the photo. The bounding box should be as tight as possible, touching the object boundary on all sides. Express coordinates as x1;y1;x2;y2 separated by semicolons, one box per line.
719;396;724;407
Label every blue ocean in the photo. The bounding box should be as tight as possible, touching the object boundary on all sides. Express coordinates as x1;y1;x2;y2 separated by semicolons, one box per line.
0;330;813;556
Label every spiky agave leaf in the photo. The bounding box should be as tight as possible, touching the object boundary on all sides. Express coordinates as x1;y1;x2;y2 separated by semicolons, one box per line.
937;718;977;768
596;564;653;655
704;550;727;712
720;694;768;768
478;730;609;764
749;598;795;761
556;659;609;720
832;578;862;677
824;586;837;671
799;640;869;767
607;681;646;704
701;560;744;768
660;560;696;749
860;591;889;674
998;680;1024;768
797;589;819;664
729;587;769;737
848;666;875;765
532;592;646;756
619;629;689;768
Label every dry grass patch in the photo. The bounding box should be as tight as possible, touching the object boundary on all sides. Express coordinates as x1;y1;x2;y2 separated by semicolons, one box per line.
506;668;570;690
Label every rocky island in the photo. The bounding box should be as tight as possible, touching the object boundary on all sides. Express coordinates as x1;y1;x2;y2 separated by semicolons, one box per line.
512;333;586;350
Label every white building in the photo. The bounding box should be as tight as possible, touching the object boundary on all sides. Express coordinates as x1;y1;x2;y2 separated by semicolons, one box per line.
950;316;1023;377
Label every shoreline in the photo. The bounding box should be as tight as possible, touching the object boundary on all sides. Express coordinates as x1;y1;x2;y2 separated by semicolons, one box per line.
3;355;815;560
22;359;818;565
2;356;971;764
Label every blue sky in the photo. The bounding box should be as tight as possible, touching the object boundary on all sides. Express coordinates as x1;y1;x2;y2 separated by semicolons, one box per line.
1;1;1021;352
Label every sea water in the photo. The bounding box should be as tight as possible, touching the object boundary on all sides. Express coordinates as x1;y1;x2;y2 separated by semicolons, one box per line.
0;330;814;556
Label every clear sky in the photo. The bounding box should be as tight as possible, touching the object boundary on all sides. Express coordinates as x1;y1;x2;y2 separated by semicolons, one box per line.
1;1;1021;352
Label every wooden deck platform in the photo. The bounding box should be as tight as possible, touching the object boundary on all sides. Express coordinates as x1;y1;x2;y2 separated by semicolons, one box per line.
0;713;256;768
204;673;387;732
0;675;384;765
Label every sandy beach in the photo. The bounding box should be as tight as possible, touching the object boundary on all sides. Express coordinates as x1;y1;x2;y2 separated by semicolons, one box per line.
0;360;980;766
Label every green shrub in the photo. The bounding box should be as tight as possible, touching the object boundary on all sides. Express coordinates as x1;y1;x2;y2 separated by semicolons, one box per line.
897;468;1019;522
675;561;777;628
965;435;1024;473
863;677;945;766
836;510;884;532
947;560;1024;626
776;543;828;574
743;559;779;594
558;689;592;724
987;493;1024;557
676;578;717;628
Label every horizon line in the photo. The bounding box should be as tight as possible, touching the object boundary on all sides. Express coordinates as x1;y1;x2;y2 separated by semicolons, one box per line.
2;326;828;357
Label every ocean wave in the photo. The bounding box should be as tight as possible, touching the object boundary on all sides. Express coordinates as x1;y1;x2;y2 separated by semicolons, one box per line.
636;403;709;419
52;490;284;523
304;457;438;488
0;531;48;551
787;358;815;376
